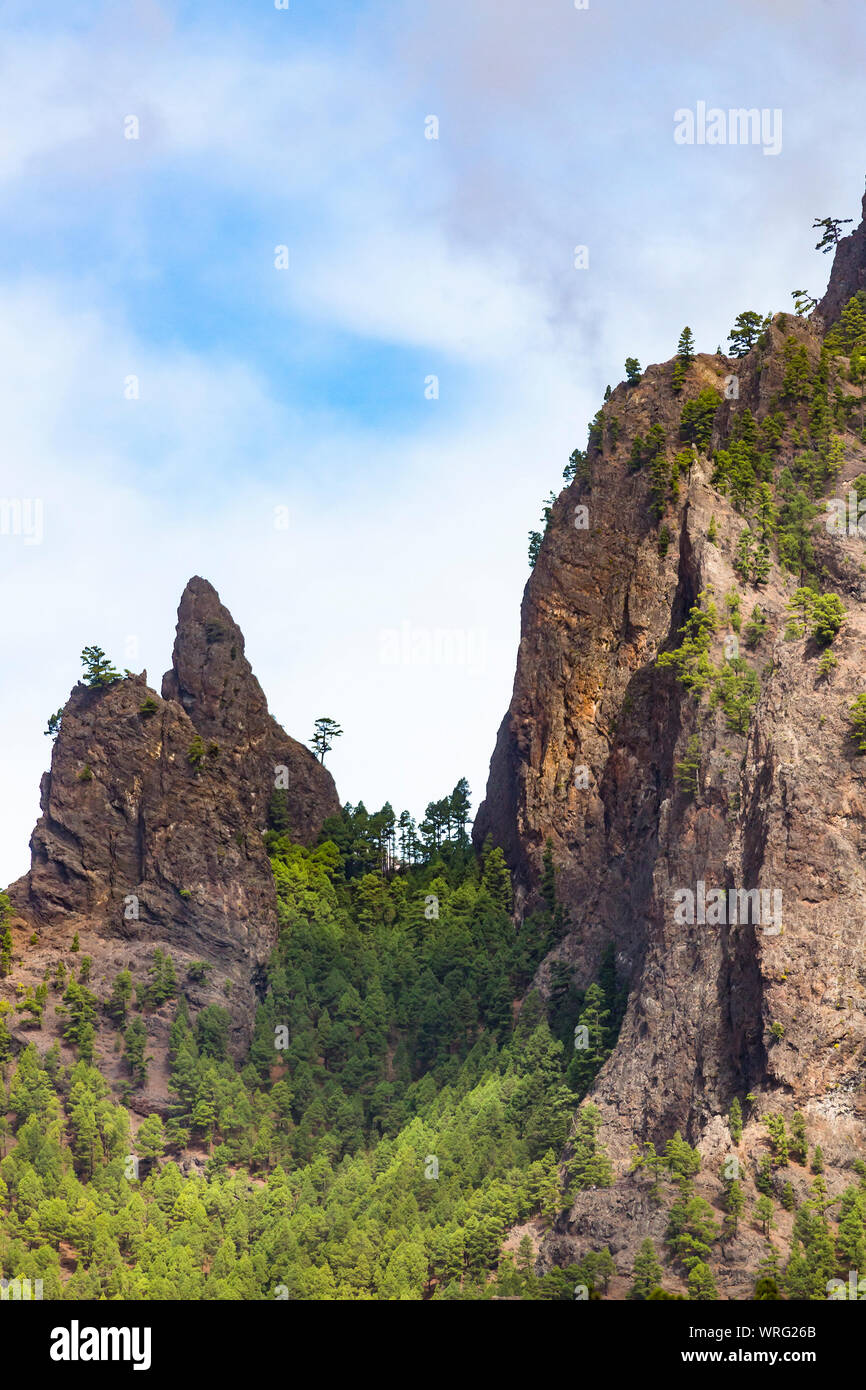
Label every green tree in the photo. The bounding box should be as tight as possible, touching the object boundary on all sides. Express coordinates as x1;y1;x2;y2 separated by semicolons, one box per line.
310;717;343;765
812;215;853;254
80;646;121;687
124;1019;151;1088
810;593;845;646
673;734;701;796
743;604;767;650
677;326;696;363
728;311;768;357
105;970;132;1027
629;1238;663;1300
688;1260;718;1301
680;389;722;449
196;1005;231;1060
666;1189;720;1272
755;1194;775;1236
136;1113;166;1163
625;357;642;386
567;1105;614;1191
792;289;817;316
725;1180;746;1235
849;694;866;753
567;984;610;1095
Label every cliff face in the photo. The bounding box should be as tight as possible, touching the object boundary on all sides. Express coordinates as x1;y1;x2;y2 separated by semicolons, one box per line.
5;578;339;1073
475;194;866;1285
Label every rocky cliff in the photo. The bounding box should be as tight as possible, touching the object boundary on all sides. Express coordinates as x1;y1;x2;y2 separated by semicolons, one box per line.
4;578;339;1084
475;186;866;1291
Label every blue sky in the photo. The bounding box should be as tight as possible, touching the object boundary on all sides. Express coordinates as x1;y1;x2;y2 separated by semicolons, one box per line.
1;0;865;884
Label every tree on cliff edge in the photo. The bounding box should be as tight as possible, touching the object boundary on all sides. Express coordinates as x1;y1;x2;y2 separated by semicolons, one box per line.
310;717;343;764
80;646;121;688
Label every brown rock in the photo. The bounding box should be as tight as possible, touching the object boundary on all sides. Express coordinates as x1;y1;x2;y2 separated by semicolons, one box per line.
6;578;339;1057
476;205;866;1194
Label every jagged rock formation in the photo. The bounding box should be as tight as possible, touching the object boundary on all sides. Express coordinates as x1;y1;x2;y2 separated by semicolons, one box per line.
5;578;339;1075
476;187;866;1289
161;577;337;845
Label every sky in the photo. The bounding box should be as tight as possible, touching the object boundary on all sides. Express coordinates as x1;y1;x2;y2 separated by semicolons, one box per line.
1;0;865;885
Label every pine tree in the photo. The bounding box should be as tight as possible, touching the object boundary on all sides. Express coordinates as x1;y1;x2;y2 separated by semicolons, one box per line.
310;717;343;765
688;1260;718;1300
136;1113;167;1163
567;984;610;1096
725;1179;745;1234
629;1238;662;1300
754;1194;775;1236
449;778;472;846
625;357;642;386
516;1234;535;1276
124;1019;151;1088
813;215;853;254
728;311;768;357
752;539;771;586
790;1111;808;1164
826;292;866;353
80;646;121;687
567;1105;614;1190
810;593;845;647
677;326;696;363
105;970;132;1028
733;529;754;581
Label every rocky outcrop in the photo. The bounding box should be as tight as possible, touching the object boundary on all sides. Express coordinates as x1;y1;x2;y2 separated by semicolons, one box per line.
475;198;866;1196
6;578;339;1055
161;576;338;845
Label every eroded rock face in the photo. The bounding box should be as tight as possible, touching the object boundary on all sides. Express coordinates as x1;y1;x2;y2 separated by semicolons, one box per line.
475;213;866;1192
6;578;339;1053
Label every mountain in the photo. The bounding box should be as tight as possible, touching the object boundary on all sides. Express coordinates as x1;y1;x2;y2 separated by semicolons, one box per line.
4;191;866;1306
4;577;338;1095
474;186;866;1290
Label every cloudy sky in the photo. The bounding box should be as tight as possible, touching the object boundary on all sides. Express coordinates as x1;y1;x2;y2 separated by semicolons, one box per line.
1;0;864;885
